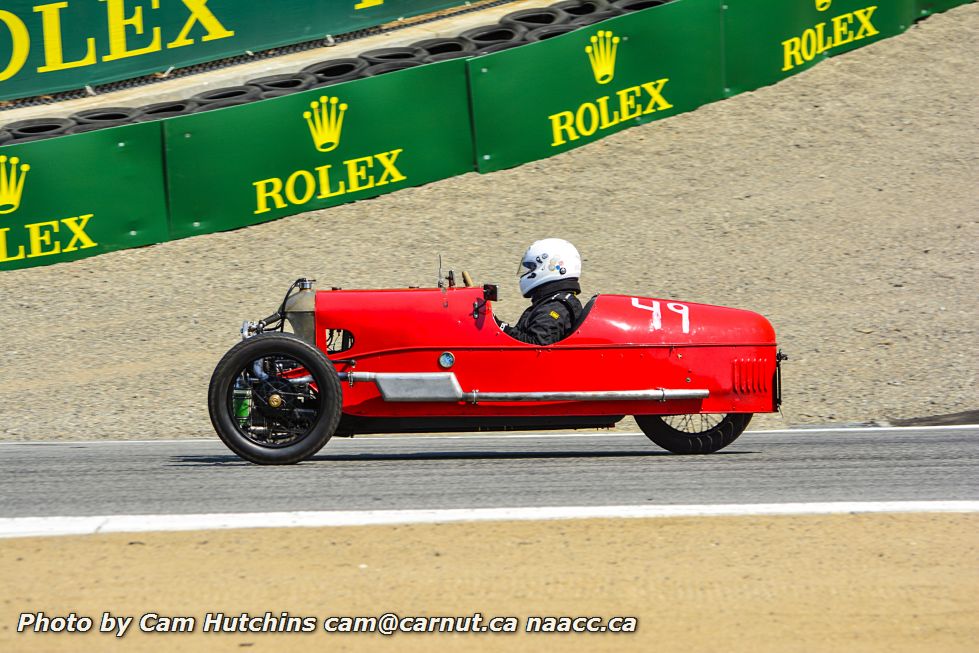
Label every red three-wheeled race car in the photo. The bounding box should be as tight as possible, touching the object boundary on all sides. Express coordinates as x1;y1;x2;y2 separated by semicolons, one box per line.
208;276;784;464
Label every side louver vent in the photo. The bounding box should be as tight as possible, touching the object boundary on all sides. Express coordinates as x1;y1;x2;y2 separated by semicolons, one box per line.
733;358;769;394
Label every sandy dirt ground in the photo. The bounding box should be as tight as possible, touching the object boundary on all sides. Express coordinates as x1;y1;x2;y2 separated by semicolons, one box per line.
0;7;975;440
2;513;977;652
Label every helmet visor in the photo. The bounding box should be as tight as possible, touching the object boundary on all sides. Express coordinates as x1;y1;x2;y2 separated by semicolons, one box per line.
518;259;536;278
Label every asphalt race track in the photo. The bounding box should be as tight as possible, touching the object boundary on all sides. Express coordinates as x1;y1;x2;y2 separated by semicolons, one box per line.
1;426;976;519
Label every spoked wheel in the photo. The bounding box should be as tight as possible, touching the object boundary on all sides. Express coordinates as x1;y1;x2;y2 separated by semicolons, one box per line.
208;333;342;464
635;413;752;454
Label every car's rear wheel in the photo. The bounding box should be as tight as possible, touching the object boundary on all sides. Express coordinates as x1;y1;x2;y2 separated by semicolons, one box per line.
208;333;341;464
635;413;751;454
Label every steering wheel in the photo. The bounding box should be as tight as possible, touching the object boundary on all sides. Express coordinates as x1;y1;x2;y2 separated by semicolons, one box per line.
461;271;474;287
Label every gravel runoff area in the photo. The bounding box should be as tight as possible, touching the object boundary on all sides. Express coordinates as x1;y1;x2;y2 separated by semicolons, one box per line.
0;6;975;440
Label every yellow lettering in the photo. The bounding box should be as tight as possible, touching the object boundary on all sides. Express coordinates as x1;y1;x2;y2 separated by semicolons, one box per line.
575;103;599;137
596;95;620;129
101;0;162;62
0;227;26;262
26;220;61;258
315;164;346;199
832;13;855;46
617;86;642;121
345;156;375;193
167;0;234;49
548;111;577;147
354;0;384;8
61;214;97;252
285;170;315;205
375;149;406;186
35;2;97;72
641;79;672;113
253;178;285;214
800;28;817;62
815;22;832;54
782;36;803;71
0;11;29;82
853;6;878;40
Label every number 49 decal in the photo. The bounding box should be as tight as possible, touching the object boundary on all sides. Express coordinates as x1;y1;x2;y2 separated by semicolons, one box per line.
631;298;690;333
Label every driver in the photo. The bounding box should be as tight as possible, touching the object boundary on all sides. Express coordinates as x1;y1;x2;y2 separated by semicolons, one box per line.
498;238;583;345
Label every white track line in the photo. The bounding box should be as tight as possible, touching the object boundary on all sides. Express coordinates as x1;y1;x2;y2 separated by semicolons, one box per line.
1;424;976;446
2;502;977;539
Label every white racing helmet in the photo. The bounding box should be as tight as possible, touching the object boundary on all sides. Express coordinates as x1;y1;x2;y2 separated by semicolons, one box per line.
517;238;581;297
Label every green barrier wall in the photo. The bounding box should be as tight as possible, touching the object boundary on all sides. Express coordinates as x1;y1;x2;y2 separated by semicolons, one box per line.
163;60;474;239
916;0;972;16
0;0;469;101
0;121;167;271
722;0;916;96
468;0;724;173
0;0;971;271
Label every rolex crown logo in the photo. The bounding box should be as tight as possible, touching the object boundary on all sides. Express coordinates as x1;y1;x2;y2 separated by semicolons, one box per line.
0;155;30;215
586;30;620;85
303;96;348;153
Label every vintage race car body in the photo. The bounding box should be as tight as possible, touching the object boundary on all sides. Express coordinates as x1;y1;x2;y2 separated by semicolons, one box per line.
208;278;784;463
313;286;781;433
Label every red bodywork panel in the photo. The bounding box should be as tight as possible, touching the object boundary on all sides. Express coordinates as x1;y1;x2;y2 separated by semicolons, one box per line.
313;287;779;419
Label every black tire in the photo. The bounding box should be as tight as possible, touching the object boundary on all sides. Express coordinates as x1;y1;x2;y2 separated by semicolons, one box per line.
301;58;368;86
612;0;670;12
208;333;342;464
132;100;197;122
189;85;261;105
245;72;316;94
459;24;528;49
411;37;475;57
69;107;137;124
501;8;571;29
6;117;75;138
359;46;425;65
635;413;752;454
570;9;625;26
552;0;613;16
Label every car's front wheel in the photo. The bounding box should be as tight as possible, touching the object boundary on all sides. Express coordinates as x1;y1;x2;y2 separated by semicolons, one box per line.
208;333;342;464
635;413;752;454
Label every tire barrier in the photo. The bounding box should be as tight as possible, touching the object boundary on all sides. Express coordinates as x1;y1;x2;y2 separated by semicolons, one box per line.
0;0;476;103
570;9;627;27
412;38;477;58
245;73;318;95
500;8;573;29
4;118;76;141
613;0;672;11
552;0;614;16
189;86;263;106
0;0;971;271
459;24;530;49
131;101;198;123
359;47;427;65
301;59;370;88
69;108;138;125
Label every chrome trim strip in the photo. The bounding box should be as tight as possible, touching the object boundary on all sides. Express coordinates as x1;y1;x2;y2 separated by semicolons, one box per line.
338;372;708;404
